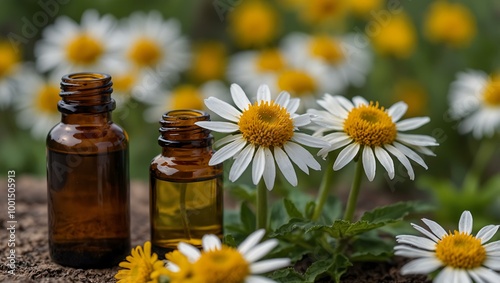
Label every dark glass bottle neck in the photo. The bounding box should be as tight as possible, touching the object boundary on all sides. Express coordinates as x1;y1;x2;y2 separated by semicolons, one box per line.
159;110;213;149
58;72;115;116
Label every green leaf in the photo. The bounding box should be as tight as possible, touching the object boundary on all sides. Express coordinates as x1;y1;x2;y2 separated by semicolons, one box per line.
360;202;419;224
304;201;316;220
304;258;335;282
240;201;256;233
284;198;304;219
349;234;394;262
223;234;237;248
270;218;318;239
269;268;305;282
270;199;288;230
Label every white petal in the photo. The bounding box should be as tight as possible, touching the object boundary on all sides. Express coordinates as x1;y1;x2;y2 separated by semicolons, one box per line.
393;142;428;170
229;144;255;182
352;96;368;106
396;133;439;147
411;223;441;243
210;138;247;165
274;147;298;186
485;240;500;253
252;147;266;185
318;94;348;118
455;269;473;283
202;234;222;251
483;257;500;271
434;267;457;283
384;144;415;180
400;257;442;275
396;235;437;250
244;239;279;263
195;121;239;133
394;245;437;258
257;84;271;102
275;91;290;107
204;97;241;122
374;146;395;179
292;132;329;148
166;262;180;272
178;242;201;262
263;148;276;190
284;141;321;172
214;134;240;147
387;101;408;122
250;258;291;274
468;270;488;283
286;98;300;114
468;267;500;283
477;225;499;244
362;146;376;181
238;229;266;255
283;142;309;174
333;143;360;171
335;95;355;111
459;210;473;234
245;275;277;283
293;114;311;127
396;117;430;131
421;218;447;239
231;83;251;111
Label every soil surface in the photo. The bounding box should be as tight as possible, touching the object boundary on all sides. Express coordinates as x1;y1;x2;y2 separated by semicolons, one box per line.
0;177;431;282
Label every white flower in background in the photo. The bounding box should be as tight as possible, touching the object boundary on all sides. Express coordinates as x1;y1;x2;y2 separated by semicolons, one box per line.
0;41;22;108
142;81;228;123
35;10;122;77
449;70;500;138
310;94;438;181
282;33;372;93
14;66;60;139
168;229;290;283
195;84;326;190
395;211;500;283
227;48;288;95
114;11;190;100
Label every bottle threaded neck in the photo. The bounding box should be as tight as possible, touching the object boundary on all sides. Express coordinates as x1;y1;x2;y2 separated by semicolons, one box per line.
58;72;115;114
159;109;213;147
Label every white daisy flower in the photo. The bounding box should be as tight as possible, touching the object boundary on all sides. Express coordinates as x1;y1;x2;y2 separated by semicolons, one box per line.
310;94;438;181
282;32;372;93
0;41;22;108
395;210;500;283
449;70;500;139
14;66;60;139
35;10;122;77
195;83;327;190
114;11;190;100
168;229;291;283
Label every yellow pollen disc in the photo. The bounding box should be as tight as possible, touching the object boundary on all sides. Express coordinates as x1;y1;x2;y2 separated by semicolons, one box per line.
436;231;486;269
113;73;136;94
256;49;286;72
483;75;500;106
277;70;317;96
229;1;278;48
302;0;347;24
128;38;163;68
309;35;344;64
169;85;204;110
343;103;397;147
35;84;60;114
190;42;227;83
238;101;294;148
0;42;20;78
192;246;250;283
66;34;104;65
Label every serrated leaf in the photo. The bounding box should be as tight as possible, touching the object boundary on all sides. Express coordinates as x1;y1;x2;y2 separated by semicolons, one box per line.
240;201;255;233
360;202;419;224
284;198;304;219
270;218;317;239
304;258;335;282
307;220;383;239
269;268;305;282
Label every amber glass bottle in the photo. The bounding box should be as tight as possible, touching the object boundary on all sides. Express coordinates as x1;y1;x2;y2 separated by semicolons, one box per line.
46;72;130;268
150;110;223;256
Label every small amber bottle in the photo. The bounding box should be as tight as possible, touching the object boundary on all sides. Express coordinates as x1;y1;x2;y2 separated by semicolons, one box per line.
150;110;223;255
46;72;130;268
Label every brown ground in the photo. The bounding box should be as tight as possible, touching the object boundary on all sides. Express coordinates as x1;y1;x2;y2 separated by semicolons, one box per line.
0;177;430;282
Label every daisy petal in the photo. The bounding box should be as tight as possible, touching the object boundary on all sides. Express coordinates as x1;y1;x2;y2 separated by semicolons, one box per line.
434;267;457;283
387;101;408;122
209;138;247;165
244;239;279;263
476;225;499;244
238;229;266;255
292;132;329;148
274;147;298;186
284;141;321;171
202;234;222;251
257;84;271;102
483;257;500;271
411;223;441;243
352;96;368;106
384;144;415;180
399;257;442;275
178;242;201;262
469;267;500;283
393;142;428;170
286;98;300;114
229;144;255;182
335;95;355;111
396;235;437;250
421;218;447;239
396;117;431;131
293;114;311;127
459;210;473;234
275;91;290;107
250;258;291;274
252;147;266;185
394;245;436;258
374;146;395;179
195;121;240;133
263;147;276;190
362;146;376;181
231;83;251;111
204;97;241;122
333;143;360;171
397;133;439;147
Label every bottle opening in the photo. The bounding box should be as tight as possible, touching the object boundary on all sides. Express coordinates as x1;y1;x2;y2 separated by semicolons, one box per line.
163;109;207;120
65;72;110;81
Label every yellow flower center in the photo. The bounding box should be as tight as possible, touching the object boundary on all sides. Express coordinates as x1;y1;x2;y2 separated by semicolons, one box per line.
483;76;500;107
435;231;486;269
349;0;384;18
371;13;416;58
128;38;163;68
190;42;226;83
229;1;278;48
35;84;60;114
256;49;286;72
0;42;20;78
66;34;104;65
309;35;344;64
238;101;294;148
169;85;204;110
302;0;347;25
277;70;317;96
113;73;136;94
343;103;397;147
193;246;250;283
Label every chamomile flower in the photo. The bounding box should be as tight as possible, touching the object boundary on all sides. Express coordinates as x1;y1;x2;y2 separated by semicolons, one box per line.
14;67;61;139
395;211;500;283
115;241;166;283
371;12;416;59
167;229;291;283
310;94;438;181
189;41;227;84
0;40;22;108
349;0;385;18
294;0;349;27
448;70;500;139
35;10;122;76
195;84;326;190
282;33;372;93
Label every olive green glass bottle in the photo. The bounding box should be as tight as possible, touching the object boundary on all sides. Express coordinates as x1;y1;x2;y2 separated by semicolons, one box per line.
46;72;130;268
150;110;223;256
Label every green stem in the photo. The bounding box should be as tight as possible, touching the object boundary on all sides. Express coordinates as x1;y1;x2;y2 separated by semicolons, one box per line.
312;155;336;221
343;160;364;222
256;180;268;230
179;182;192;240
463;139;496;194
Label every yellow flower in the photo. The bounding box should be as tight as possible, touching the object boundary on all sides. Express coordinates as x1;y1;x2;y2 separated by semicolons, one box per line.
228;0;279;48
393;80;428;117
424;1;476;47
349;0;384;18
115;241;166;283
296;0;349;27
155;250;203;283
189;42;227;83
371;13;416;59
0;41;20;78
